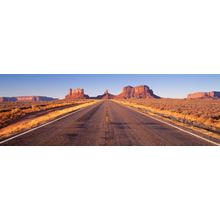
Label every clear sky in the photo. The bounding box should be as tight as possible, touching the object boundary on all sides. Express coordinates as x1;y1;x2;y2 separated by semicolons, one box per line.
0;74;219;99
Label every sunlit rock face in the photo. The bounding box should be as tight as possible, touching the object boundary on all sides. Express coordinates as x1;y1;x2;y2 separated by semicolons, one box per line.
187;91;220;99
65;88;89;99
116;85;160;99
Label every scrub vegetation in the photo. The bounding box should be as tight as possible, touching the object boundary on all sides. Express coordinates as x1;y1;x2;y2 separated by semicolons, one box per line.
114;99;220;139
0;100;96;128
0;100;98;140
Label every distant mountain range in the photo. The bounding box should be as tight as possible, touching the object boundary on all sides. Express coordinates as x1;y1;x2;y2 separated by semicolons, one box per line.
0;96;57;102
1;86;220;102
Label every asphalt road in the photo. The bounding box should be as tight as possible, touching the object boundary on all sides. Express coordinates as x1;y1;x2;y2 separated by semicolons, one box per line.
1;100;217;146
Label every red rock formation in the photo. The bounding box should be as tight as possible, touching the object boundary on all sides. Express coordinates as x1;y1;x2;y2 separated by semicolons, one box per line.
121;86;134;99
65;88;89;99
187;91;220;99
116;85;160;99
64;85;159;100
96;90;115;99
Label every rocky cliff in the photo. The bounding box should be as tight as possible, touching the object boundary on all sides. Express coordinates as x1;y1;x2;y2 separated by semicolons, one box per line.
0;96;57;102
116;85;160;99
65;88;89;99
187;91;220;99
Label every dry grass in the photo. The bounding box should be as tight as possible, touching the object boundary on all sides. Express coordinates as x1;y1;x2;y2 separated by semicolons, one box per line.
0;99;92;128
0;100;99;140
114;98;220;139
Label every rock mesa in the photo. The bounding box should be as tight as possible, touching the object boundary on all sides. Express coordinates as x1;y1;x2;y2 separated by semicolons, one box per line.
116;85;160;99
187;91;220;99
0;96;56;102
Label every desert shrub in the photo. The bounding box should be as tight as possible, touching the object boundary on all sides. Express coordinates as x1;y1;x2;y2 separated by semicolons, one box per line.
0;99;92;128
122;98;220;132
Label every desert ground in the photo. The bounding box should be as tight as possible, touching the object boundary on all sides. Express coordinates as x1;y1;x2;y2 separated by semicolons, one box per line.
0;99;98;140
114;98;220;138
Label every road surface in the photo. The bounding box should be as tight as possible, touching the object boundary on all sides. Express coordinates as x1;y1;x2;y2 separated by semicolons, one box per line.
0;100;218;146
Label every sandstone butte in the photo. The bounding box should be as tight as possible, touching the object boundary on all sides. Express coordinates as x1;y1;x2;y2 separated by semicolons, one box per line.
0;96;56;102
187;91;220;99
65;88;89;100
115;85;160;99
65;85;160;100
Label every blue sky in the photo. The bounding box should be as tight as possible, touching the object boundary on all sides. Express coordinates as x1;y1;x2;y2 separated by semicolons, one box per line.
0;74;219;99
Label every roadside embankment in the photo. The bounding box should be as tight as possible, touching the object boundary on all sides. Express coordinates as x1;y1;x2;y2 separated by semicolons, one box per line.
113;99;220;140
0;100;99;140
